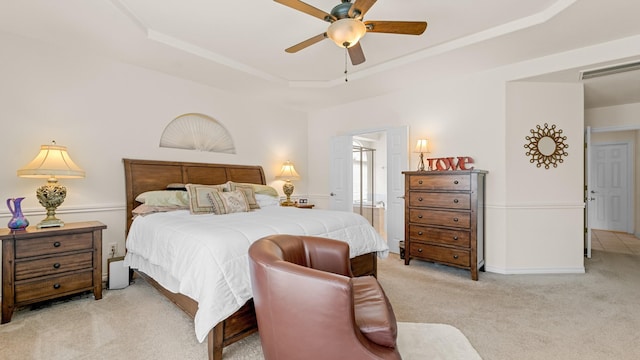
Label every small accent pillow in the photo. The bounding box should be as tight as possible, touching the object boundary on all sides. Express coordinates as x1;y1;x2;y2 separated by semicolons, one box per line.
206;190;250;215
227;183;260;209
135;190;190;207
185;183;227;214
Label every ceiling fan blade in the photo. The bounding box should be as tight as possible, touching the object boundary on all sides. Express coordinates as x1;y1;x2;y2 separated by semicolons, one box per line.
348;0;377;20
364;21;428;35
348;42;366;65
274;0;336;22
285;33;327;53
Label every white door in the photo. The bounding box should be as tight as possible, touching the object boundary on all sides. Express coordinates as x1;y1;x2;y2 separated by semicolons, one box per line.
329;135;353;211
386;127;409;253
590;142;630;232
584;127;593;258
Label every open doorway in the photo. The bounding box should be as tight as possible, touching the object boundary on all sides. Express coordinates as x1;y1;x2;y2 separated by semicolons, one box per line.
353;133;387;240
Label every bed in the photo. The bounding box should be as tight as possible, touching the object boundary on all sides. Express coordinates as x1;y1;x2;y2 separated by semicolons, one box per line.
122;158;389;360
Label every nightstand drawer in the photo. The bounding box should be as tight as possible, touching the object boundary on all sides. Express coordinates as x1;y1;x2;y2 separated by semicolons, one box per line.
409;209;471;229
409;243;470;267
409;192;470;209
14;270;94;303
15;252;93;281
409;174;470;191
15;233;93;258
409;225;470;247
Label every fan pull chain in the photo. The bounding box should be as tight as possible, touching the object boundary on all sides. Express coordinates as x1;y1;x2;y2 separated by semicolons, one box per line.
344;47;349;82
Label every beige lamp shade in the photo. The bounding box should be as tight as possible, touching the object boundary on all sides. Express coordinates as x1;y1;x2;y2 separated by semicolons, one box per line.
18;143;85;179
276;161;300;181
414;139;429;153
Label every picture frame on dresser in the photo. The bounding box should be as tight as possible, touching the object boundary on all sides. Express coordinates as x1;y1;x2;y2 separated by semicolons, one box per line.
402;170;487;280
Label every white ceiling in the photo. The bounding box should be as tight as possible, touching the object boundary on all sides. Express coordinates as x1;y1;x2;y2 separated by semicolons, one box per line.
1;0;639;111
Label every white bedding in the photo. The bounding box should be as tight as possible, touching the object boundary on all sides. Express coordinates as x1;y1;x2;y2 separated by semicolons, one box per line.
123;206;389;342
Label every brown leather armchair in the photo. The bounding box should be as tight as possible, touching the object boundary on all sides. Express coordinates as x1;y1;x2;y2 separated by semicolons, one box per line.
248;234;401;360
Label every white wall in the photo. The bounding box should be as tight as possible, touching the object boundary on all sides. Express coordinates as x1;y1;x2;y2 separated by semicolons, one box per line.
307;34;640;274
0;31;309;281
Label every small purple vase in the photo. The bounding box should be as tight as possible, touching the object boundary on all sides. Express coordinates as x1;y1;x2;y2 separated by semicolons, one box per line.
7;197;29;230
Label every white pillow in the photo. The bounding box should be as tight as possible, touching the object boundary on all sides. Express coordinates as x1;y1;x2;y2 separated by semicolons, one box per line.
255;193;280;208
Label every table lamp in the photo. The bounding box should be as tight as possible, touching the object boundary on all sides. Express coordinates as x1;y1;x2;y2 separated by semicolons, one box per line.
414;139;429;171
276;160;300;206
17;141;85;228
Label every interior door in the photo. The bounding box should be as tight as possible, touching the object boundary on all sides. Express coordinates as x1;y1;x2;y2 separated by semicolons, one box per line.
385;126;409;254
329;135;353;211
590;142;630;232
584;126;592;258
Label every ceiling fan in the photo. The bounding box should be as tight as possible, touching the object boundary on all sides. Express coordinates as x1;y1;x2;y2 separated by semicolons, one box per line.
274;0;428;65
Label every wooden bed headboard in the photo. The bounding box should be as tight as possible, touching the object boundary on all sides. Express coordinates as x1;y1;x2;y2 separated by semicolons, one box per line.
123;158;266;233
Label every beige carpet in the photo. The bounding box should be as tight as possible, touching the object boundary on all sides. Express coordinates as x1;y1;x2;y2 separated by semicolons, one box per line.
0;275;481;360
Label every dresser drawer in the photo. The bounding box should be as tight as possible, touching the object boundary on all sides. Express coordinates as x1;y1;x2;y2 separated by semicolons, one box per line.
409;225;471;247
409;192;470;209
14;270;94;303
15;252;93;281
409;243;470;267
15;233;93;258
409;174;470;191
409;209;471;229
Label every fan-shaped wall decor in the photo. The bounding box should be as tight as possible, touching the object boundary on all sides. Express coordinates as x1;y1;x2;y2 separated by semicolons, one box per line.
160;113;236;154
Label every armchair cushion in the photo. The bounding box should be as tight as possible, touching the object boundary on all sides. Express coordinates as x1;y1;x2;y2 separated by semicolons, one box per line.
353;275;398;348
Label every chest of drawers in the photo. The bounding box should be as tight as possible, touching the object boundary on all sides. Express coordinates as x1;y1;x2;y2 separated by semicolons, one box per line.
1;221;106;323
403;170;486;280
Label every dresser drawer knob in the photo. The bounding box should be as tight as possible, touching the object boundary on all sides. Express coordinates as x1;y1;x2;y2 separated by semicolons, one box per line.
53;263;61;269
453;180;459;184
53;241;61;247
53;283;61;289
418;231;423;235
417;248;423;253
418;214;423;219
418;197;423;201
453;236;458;240
418;180;423;184
453;255;459;259
453;199;459;203
453;218;459;222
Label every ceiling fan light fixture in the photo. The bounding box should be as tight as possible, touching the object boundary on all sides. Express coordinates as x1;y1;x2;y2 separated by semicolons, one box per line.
327;18;366;48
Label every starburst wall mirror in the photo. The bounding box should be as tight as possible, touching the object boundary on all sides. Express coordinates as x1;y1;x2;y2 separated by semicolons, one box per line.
524;123;568;169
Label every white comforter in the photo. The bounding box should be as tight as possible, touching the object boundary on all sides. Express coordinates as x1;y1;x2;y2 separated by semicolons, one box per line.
123;206;389;342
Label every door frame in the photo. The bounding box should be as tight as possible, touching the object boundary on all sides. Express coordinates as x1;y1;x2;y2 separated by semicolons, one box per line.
330;126;408;254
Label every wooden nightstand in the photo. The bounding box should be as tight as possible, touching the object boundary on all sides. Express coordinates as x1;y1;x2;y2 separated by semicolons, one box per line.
1;221;106;324
295;204;315;209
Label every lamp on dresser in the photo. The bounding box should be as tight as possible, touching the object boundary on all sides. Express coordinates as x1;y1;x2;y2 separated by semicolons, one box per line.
276;160;300;206
414;139;429;171
17;141;85;228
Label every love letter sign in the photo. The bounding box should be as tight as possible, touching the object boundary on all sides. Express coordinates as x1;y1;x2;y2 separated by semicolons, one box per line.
426;156;474;171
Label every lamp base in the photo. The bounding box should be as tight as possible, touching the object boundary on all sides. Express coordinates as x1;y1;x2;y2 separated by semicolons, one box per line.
35;180;67;229
37;218;64;228
281;181;296;207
